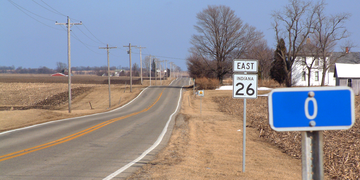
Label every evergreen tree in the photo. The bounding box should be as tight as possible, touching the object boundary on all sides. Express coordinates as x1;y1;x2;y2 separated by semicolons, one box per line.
151;59;156;73
270;38;287;85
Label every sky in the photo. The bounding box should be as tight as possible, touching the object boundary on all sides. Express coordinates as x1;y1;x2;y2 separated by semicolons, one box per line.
1;0;359;71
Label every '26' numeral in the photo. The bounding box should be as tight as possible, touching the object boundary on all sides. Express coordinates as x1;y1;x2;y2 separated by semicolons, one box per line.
236;83;255;96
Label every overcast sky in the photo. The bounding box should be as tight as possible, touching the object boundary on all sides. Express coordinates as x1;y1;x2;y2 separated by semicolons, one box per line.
1;0;359;71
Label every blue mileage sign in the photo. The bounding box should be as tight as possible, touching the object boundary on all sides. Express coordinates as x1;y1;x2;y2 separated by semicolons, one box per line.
268;87;355;131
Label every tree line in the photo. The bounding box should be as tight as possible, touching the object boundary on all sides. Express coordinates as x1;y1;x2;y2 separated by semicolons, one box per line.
187;0;351;87
1;60;179;77
0;66;55;74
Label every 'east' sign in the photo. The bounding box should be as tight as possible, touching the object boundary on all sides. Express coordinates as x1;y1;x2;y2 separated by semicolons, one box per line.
233;59;258;73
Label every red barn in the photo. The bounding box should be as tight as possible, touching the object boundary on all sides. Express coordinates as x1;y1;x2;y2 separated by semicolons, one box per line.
51;73;67;77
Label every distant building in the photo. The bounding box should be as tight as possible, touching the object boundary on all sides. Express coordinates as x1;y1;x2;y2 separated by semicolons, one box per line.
334;63;360;95
51;73;66;77
291;40;360;89
291;40;329;86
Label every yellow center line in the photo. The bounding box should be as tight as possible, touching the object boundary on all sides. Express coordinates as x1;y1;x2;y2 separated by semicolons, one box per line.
0;89;165;162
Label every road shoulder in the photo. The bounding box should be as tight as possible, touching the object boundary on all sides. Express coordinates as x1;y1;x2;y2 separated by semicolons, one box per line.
127;88;302;179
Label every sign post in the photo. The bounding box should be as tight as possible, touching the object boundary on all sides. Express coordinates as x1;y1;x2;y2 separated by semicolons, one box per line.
268;87;355;180
197;90;204;115
233;59;258;172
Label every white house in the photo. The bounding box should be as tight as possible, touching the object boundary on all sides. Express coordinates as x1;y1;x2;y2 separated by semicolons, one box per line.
291;44;360;87
292;55;329;86
291;40;330;86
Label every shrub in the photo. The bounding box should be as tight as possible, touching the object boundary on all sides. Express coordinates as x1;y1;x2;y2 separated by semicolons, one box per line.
258;79;283;88
195;78;219;90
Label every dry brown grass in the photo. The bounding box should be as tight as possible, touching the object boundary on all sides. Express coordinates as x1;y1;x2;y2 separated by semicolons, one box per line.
221;77;283;88
213;95;360;179
128;89;302;180
195;77;220;90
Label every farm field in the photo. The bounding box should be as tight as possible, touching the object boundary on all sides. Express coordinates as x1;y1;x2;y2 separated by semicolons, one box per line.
0;74;173;131
0;73;144;84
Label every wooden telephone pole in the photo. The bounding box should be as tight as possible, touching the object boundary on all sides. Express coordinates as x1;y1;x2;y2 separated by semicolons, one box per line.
135;46;146;85
55;16;82;113
123;43;137;92
99;44;117;108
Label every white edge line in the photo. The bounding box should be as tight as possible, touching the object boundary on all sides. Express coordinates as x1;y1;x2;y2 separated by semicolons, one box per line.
103;81;184;180
0;85;155;136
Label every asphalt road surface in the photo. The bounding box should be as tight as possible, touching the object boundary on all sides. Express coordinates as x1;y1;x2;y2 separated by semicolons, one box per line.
0;77;189;179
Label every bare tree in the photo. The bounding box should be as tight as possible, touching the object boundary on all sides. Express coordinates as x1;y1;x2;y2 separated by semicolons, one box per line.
190;5;263;84
311;1;351;86
187;49;217;79
143;55;151;77
246;40;273;79
56;62;67;73
272;0;317;87
296;38;320;86
132;63;139;76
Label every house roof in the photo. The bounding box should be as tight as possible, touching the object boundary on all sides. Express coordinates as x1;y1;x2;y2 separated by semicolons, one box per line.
334;63;360;78
329;52;360;72
331;52;360;64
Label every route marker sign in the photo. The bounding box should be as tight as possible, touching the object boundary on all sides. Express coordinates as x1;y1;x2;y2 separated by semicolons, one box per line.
233;74;257;99
198;90;204;97
268;87;355;131
232;59;258;173
233;59;258;73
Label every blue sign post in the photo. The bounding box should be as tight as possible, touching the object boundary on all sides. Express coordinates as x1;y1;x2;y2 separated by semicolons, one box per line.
268;86;355;180
269;87;355;131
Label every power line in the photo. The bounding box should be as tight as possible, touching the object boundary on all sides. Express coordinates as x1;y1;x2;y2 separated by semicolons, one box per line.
138;52;187;61
8;0;63;31
39;0;67;17
71;31;102;54
82;24;107;45
74;25;106;46
9;0;55;21
10;0;109;48
31;0;64;17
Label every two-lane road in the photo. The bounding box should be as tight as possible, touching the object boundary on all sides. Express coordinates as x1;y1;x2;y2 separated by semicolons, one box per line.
0;77;189;179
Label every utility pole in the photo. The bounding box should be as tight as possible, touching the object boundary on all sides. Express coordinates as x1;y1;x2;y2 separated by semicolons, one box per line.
99;44;117;108
170;62;175;79
123;43;137;92
154;58;157;85
149;55;152;86
164;60;168;79
156;60;164;85
135;46;146;85
56;16;82;113
169;62;172;79
154;58;159;85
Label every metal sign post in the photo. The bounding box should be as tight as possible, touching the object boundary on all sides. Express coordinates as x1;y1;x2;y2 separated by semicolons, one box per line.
302;131;323;179
232;59;258;172
198;90;204;115
268;87;355;180
193;79;196;96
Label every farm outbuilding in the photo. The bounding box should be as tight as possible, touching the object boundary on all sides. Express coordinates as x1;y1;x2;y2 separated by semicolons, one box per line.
334;63;360;95
51;73;67;77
